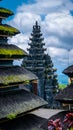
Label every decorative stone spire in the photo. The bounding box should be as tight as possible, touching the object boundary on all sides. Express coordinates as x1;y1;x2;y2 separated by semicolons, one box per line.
22;21;59;108
24;21;46;78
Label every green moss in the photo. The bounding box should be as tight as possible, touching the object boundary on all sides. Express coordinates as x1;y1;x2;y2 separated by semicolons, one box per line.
0;73;37;85
7;113;17;120
0;8;13;15
0;75;30;85
59;84;66;89
24;80;30;84
0;25;20;35
0;48;26;56
70;128;73;130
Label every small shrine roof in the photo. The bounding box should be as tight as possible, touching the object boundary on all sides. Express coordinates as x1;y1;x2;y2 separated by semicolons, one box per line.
63;65;73;77
0;24;20;36
0;89;47;120
0;66;38;86
0;44;27;59
55;83;73;103
0;7;14;18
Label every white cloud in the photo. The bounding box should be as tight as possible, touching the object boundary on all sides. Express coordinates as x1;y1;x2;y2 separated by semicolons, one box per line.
43;11;73;37
47;47;73;66
47;47;67;58
44;36;62;48
8;33;29;52
17;0;63;15
7;0;73;73
41;11;73;51
17;0;73;15
8;12;41;33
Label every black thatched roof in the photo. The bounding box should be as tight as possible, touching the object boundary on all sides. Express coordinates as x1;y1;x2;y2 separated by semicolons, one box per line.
0;44;27;59
0;24;20;36
55;83;73;103
63;65;73;77
0;114;47;130
0;89;47;120
0;66;38;86
0;7;14;18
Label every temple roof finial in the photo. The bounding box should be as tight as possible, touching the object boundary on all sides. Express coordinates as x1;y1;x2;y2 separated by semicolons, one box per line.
33;21;39;30
35;21;38;26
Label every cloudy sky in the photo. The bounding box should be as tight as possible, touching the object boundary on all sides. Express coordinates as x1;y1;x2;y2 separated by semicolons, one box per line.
1;0;73;75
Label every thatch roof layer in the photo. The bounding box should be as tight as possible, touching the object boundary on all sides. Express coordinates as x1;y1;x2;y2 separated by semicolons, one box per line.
0;114;47;130
63;65;73;77
55;83;73;103
0;7;14;17
0;89;47;120
0;24;20;36
0;44;27;58
0;66;38;85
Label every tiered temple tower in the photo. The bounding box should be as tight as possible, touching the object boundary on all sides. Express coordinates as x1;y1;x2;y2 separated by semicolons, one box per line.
22;21;59;108
22;21;46;98
44;54;59;108
0;2;47;129
25;21;46;77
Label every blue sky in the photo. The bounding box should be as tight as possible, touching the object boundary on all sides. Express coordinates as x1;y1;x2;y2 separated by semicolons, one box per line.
1;0;73;76
0;0;36;12
1;0;27;11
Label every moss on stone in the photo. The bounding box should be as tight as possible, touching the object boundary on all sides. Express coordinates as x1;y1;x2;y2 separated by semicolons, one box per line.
0;48;26;56
7;113;17;120
0;75;36;85
0;75;28;85
0;25;20;35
